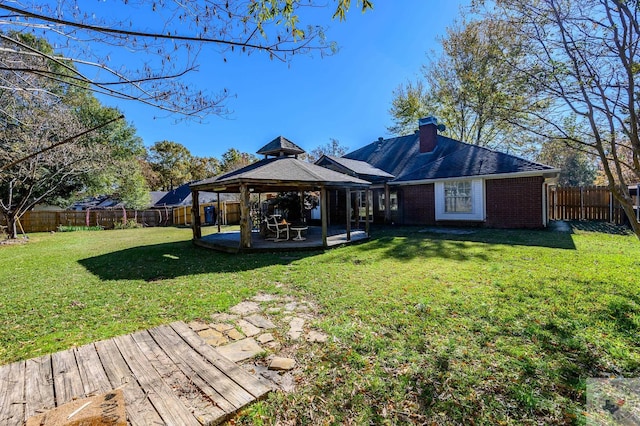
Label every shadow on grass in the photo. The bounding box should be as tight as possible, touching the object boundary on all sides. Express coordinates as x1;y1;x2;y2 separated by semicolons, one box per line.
79;240;317;281
353;226;576;262
569;220;633;235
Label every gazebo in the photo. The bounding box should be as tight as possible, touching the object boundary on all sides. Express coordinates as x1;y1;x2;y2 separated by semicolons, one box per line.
190;137;372;252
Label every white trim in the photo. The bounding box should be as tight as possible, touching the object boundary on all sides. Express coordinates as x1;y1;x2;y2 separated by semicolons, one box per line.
435;179;485;221
390;169;561;187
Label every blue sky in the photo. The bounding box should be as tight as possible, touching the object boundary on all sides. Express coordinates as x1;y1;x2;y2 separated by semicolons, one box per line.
98;1;469;159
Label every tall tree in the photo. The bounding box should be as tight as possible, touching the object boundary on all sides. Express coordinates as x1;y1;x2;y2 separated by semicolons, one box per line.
389;18;545;152
190;156;222;182
478;0;640;237
220;148;258;172
537;140;597;187
0;1;372;120
148;141;193;191
306;138;350;162
1;34;145;239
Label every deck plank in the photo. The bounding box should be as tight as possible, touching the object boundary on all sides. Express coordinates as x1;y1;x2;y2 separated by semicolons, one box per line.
24;355;54;419
131;330;226;425
95;338;164;426
113;333;201;426
75;343;113;396
0;360;25;426
171;321;271;399
51;349;84;405
148;325;249;413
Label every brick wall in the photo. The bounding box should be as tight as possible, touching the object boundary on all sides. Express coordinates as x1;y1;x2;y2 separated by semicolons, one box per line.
485;176;545;228
396;177;545;228
401;184;436;225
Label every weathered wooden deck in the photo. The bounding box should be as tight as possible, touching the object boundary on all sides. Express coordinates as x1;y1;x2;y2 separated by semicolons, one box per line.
0;321;270;425
195;226;369;253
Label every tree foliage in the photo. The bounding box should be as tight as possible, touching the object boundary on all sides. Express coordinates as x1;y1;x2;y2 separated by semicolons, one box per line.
306;138;349;162
0;34;147;239
0;1;372;120
389;18;545;152
220;148;258;172
537;140;597;187
475;0;640;237
148;141;194;191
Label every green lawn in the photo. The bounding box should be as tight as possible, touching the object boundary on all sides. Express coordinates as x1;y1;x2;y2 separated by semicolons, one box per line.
1;225;638;424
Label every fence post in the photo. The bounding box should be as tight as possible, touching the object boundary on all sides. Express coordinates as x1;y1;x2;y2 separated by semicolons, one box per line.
637;184;640;223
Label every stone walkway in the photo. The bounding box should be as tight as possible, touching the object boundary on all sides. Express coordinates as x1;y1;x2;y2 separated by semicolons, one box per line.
188;293;328;393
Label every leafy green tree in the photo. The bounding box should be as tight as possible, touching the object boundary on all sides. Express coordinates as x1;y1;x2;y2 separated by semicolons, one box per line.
388;81;431;136
190;156;221;181
148;141;193;191
537;141;597;187
476;0;640;237
0;34;146;239
389;18;544;152
306;138;349;162
221;148;258;173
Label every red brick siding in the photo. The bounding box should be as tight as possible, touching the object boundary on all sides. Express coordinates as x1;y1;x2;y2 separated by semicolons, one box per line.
401;184;436;225
485;177;545;228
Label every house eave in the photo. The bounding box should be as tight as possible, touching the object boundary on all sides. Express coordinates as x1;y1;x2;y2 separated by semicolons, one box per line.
389;169;561;186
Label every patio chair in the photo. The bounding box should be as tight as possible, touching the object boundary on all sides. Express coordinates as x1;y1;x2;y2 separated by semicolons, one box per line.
265;215;290;241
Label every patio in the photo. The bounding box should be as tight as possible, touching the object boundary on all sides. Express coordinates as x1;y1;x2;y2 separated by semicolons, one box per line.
194;226;369;253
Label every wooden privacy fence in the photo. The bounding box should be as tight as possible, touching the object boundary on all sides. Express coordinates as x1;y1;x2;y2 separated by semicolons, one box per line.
547;186;634;224
173;201;241;226
15;209;174;233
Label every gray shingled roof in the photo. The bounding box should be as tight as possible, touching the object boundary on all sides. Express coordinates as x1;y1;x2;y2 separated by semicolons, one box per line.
344;133;558;182
192;157;370;191
317;156;395;179
256;136;305;157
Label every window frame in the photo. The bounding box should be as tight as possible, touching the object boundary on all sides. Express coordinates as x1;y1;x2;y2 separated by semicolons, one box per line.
435;179;485;221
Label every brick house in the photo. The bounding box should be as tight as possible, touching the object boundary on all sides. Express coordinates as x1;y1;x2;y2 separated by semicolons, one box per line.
316;117;560;229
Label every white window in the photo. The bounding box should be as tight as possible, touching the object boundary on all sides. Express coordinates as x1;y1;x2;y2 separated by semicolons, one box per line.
444;181;472;213
379;191;398;212
435;179;485;221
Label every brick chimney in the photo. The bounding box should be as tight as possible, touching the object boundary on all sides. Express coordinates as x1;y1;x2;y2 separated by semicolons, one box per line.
419;116;438;153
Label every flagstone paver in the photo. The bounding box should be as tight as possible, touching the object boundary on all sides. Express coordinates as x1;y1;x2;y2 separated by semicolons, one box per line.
198;328;228;346
269;357;296;371
227;329;245;341
217;338;264;362
211;323;235;333
237;319;261;337
287;317;305;340
256;333;275;344
229;301;261;315
306;330;328;343
244;314;276;329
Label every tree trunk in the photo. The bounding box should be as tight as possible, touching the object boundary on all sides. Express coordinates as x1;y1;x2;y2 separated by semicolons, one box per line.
6;214;18;239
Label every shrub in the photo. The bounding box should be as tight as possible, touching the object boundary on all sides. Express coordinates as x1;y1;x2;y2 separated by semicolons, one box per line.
57;225;104;232
113;219;143;230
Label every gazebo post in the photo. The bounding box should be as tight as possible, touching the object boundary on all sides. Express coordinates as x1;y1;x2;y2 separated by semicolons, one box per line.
239;184;252;249
365;189;370;236
191;189;201;240
345;188;351;241
321;187;328;247
299;190;304;223
216;193;221;233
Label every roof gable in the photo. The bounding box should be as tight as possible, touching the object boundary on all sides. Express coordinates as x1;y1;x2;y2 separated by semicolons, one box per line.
315;155;394;183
